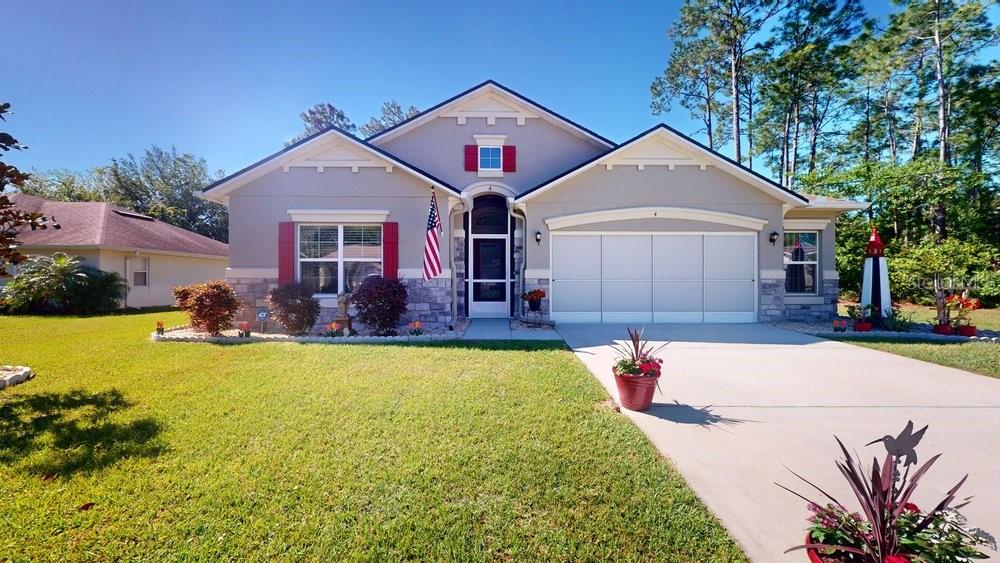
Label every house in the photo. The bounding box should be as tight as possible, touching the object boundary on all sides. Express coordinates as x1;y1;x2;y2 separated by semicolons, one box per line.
200;80;866;328
8;194;229;308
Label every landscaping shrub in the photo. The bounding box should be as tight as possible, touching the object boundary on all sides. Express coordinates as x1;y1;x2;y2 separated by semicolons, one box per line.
267;282;320;335
173;280;241;335
351;276;408;335
0;252;127;314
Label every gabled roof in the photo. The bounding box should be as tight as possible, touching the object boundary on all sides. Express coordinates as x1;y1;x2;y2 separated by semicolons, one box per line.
200;124;460;203
514;124;810;205
10;194;229;258
365;80;616;149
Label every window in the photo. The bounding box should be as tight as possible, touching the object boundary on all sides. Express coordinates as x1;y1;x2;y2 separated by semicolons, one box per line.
478;146;501;170
128;257;148;287
784;232;818;294
298;225;382;294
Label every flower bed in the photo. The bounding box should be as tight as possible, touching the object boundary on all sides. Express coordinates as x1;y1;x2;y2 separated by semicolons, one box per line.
152;325;459;344
776;320;1000;344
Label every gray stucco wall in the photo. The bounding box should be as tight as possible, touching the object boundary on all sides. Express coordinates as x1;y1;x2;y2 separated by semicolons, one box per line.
522;165;785;272
228;167;447;270
377;117;607;195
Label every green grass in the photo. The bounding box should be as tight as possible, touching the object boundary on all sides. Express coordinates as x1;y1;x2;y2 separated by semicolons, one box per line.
0;313;744;561
838;303;1000;331
829;336;1000;378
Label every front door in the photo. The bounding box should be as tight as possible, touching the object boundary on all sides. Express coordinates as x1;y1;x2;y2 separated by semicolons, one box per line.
469;236;509;317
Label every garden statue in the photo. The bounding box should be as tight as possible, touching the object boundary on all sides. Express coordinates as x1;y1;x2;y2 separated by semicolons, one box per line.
335;292;352;331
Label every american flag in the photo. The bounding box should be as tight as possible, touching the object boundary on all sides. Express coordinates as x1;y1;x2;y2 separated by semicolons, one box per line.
422;190;444;281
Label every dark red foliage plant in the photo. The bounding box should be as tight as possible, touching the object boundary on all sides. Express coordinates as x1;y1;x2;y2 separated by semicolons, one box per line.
173;280;241;336
267;282;320;335
351;276;408;336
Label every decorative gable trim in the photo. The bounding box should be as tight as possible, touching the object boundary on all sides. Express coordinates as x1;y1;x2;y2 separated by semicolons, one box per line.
366;80;614;148
281;138;395;174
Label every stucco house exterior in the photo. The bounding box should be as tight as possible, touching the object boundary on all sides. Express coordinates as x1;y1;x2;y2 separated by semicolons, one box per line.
8;194;229;308
201;81;866;328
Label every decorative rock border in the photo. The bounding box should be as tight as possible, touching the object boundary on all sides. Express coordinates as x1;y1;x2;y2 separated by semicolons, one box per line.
151;326;459;345
0;365;35;390
774;321;1000;344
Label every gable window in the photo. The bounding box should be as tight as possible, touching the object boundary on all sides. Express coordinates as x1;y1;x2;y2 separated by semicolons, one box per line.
479;146;502;170
784;231;818;294
298;225;382;295
128;257;148;287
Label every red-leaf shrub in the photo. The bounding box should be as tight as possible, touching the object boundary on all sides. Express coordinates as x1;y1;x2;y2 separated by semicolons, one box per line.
267;282;320;335
173;280;241;335
351;276;408;335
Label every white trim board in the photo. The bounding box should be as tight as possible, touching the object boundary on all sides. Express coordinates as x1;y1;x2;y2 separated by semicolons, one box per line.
287;209;390;223
544;207;768;231
783;219;830;230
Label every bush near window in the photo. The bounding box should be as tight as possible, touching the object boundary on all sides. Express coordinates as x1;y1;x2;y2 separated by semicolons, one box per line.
0;252;127;314
173;280;241;335
267;282;320;335
351;276;408;336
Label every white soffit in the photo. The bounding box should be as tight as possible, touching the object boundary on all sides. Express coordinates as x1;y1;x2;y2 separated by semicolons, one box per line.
783;219;831;230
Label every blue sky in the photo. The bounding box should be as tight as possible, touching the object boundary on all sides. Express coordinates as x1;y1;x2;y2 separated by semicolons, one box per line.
6;1;989;177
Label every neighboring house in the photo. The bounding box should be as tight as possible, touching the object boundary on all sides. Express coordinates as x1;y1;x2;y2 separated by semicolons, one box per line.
201;80;866;328
8;194;229;308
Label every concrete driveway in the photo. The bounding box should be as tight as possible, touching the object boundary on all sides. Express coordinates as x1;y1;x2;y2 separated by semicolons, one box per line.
557;323;1000;562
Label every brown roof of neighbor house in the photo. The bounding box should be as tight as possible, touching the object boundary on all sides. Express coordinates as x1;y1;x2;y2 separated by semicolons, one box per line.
9;193;229;258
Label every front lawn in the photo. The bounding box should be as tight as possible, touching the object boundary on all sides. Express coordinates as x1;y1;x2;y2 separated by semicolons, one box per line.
0;312;744;561
829;336;1000;378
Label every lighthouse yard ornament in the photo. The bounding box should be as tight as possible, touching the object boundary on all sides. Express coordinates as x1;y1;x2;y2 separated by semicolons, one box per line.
860;227;891;322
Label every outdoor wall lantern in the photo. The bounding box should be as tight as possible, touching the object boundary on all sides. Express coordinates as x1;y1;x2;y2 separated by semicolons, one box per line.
535;230;542;245
769;231;780;246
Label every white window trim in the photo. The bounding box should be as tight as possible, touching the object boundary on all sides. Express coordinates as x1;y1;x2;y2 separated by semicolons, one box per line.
287;209;389;223
477;145;503;177
784;230;819;295
296;224;383;297
128;257;149;287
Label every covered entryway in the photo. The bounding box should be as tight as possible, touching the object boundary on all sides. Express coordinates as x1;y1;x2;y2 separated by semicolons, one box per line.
550;232;757;323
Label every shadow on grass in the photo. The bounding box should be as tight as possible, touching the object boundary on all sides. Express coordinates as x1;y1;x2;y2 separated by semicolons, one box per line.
0;389;165;477
645;401;757;430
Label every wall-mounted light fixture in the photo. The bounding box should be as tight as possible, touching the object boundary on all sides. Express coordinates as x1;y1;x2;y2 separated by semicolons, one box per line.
535;230;542;245
768;231;780;246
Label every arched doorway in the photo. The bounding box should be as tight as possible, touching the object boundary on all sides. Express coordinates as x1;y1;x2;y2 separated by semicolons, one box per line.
468;193;511;318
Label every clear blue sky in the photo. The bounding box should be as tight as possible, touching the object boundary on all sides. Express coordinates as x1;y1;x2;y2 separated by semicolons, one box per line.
6;0;985;177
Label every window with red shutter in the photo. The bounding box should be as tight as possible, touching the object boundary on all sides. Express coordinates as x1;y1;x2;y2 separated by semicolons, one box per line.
502;145;516;172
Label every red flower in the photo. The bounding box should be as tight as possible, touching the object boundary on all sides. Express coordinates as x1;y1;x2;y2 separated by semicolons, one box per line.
901;502;920;514
884;555;911;563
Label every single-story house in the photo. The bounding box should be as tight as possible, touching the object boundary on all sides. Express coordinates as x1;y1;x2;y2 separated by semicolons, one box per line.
200;80;866;328
8;194;229;308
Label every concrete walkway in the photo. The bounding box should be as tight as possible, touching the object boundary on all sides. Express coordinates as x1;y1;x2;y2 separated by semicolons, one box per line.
462;318;562;340
557;323;1000;562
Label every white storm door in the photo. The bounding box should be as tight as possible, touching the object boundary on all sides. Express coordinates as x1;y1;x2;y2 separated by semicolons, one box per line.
601;235;652;323
469;236;509;318
653;235;704;323
550;235;601;323
703;234;757;323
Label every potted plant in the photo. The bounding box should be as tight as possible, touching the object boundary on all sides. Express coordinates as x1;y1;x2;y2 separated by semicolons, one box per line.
324;320;351;337
933;279;956;335
521;289;546;312
846;305;874;332
781;422;996;562
238;321;252;338
610;327;665;411
408;320;424;336
949;295;979;337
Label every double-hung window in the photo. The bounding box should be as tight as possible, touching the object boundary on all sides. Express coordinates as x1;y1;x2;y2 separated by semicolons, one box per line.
478;146;502;170
128;257;148;287
783;231;818;294
298;225;382;295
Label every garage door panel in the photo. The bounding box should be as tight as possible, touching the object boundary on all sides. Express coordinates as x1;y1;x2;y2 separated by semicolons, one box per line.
552;280;601;312
602;235;651;280
652;235;702;280
652;281;703;312
552;236;601;280
705;280;756;312
705;235;755;280
602;281;652;312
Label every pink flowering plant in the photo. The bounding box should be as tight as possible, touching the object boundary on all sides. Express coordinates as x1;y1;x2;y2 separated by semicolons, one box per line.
610;326;665;378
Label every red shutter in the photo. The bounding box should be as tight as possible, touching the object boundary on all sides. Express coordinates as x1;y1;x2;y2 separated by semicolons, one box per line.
464;145;478;171
382;222;399;279
278;222;295;284
502;145;516;172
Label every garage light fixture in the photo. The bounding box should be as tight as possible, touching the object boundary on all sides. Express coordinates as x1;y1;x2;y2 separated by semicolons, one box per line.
535;230;542;245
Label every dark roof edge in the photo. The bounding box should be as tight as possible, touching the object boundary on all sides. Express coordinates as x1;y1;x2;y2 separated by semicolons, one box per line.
202;124;460;196
365;79;616;148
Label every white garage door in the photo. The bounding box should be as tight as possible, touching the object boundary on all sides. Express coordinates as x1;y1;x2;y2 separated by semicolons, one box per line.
550;233;757;323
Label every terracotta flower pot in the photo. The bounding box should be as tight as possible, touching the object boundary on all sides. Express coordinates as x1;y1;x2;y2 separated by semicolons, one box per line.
932;324;954;335
528;299;541;312
853;321;873;332
613;369;659;411
957;325;977;337
806;533;822;563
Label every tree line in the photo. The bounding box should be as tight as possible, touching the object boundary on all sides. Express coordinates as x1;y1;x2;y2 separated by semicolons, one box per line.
653;0;999;300
14;99;419;243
